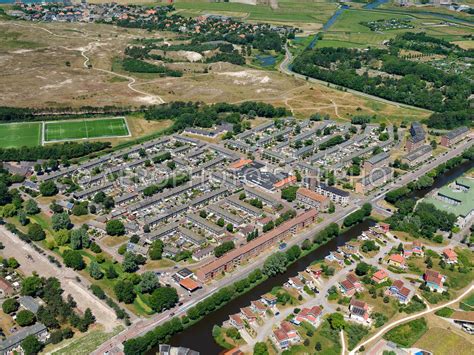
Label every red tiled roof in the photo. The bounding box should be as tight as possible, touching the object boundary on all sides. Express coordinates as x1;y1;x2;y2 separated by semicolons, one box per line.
179;278;200;291
346;273;359;284
297;187;328;203
399;286;411;297
389;254;405;264
341;280;354;290
281;321;295;333
229;314;243;326
443;248;457;260
273;329;288;341
372;269;389;282
197;209;317;279
229;159;252;170
274;175;297;188
350;298;368;309
392;279;404;290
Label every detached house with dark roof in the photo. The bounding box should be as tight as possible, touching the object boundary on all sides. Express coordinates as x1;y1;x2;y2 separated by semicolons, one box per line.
387;280;412;304
349;299;371;324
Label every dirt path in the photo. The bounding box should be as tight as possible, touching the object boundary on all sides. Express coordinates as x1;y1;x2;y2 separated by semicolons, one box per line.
3;22;165;105
349;284;474;354
0;227;120;331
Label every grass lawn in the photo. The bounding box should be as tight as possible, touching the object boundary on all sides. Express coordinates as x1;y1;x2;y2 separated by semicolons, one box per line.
285;319;341;355
459;293;474;311
174;0;337;24
414;327;473;355
0;122;42;148
44;118;130;142
50;325;123;355
383;317;428;347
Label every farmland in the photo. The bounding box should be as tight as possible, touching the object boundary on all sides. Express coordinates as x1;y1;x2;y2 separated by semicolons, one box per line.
44;118;130;142
318;9;474;48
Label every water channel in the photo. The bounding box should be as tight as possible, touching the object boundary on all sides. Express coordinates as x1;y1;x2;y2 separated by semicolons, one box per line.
159;157;473;354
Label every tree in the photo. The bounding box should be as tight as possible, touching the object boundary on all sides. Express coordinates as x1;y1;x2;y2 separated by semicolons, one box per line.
263;252;287;276
355;262;370;276
214;241;235;258
138;271;160;294
21;335;43;355
27;223;46;241
18;210;29;226
217;218;225;227
63;250;85;270
226;223;234;232
54;229;70;246
93;191;106;204
52;212;71;231
69;228;90;250
89;262;104;280
21;276;43;296
149;240;164;260
114;280;136;304
149;287;179;312
106;265;118;279
315;342;322;351
24;199;40;215
285;245;301;263
39;181;58;196
16;309;36;326
2;298;19;314
328;312;346;330
106;219;125;236
122;252;139;273
8;257;19;269
254;342;269;355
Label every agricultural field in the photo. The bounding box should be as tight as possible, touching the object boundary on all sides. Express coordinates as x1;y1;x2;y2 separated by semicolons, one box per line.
319;9;474;48
0;121;42;148
44;118;130;142
172;0;338;31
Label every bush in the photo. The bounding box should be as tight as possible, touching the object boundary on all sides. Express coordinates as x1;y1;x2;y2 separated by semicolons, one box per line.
2;298;19;314
16;310;36;326
434;307;454;318
383;318;428;347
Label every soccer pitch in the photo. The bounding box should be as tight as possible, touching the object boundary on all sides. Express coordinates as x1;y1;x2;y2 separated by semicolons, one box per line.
44;118;130;142
0;122;42;148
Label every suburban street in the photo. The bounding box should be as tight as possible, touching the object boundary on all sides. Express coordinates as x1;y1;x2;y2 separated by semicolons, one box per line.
93;137;473;353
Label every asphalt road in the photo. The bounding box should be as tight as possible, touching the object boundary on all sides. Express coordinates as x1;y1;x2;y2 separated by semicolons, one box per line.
93;138;473;353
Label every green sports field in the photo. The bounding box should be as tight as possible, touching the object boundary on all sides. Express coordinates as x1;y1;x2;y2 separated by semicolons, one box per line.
0;122;42;148
44;118;130;142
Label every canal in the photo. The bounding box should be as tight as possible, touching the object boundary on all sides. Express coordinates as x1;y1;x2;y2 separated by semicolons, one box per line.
159;157;473;355
166;219;376;355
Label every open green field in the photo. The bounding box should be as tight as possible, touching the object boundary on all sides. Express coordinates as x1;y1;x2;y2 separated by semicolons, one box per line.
44;118;130;142
320;9;474;48
173;0;337;25
0;122;42;148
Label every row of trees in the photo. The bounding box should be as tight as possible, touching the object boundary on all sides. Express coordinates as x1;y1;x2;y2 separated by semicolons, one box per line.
343;203;372;227
144;101;289;133
0;141;110;162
